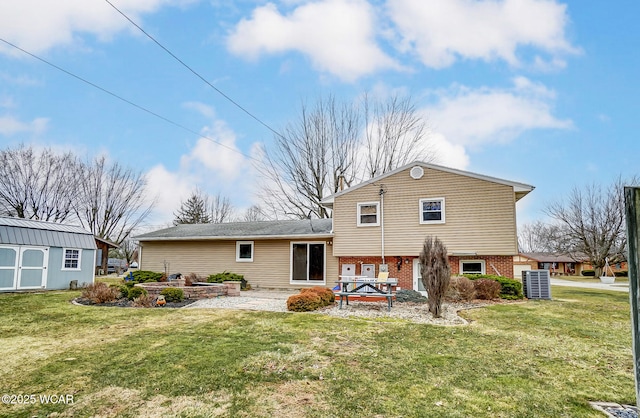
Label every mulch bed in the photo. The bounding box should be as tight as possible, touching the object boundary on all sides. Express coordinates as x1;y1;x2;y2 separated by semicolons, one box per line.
74;297;196;308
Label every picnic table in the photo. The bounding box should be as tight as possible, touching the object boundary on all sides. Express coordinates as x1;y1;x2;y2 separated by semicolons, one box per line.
335;275;397;311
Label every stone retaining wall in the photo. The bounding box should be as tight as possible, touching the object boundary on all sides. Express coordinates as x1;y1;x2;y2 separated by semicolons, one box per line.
135;280;240;299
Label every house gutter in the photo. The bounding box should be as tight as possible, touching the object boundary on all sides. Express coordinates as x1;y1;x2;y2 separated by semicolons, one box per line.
135;233;334;242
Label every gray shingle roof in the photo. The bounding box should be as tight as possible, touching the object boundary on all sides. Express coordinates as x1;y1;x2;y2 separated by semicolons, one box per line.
0;217;96;249
134;219;333;241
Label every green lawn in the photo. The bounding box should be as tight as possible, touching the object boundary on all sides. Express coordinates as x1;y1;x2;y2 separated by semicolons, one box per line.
0;287;634;417
559;275;629;284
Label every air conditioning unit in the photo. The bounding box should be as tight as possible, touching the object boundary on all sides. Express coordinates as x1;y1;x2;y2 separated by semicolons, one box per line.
522;270;551;299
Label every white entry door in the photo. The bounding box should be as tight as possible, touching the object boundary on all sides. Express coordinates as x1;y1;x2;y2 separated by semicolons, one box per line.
0;246;19;291
0;246;48;290
18;247;48;289
412;259;427;296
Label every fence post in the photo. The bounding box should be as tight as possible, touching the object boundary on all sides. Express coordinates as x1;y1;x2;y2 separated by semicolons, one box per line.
625;186;640;407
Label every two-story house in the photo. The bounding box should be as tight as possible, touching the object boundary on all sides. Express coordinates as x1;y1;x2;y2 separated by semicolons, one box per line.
134;161;533;292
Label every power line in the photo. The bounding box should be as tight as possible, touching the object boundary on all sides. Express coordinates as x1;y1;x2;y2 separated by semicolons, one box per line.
0;37;261;164
104;0;285;141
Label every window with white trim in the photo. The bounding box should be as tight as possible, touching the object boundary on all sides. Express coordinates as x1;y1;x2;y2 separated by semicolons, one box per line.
63;248;81;270
357;202;380;226
236;241;254;262
291;242;325;283
460;260;485;275
419;198;445;224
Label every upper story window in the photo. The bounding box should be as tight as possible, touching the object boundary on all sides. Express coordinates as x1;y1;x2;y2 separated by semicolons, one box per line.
357;202;380;227
236;241;254;262
420;198;445;224
63;248;81;270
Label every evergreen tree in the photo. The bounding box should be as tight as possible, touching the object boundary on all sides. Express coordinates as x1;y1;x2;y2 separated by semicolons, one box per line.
173;191;211;225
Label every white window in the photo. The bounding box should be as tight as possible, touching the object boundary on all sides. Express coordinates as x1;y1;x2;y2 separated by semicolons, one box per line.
357;202;380;226
460;260;485;275
63;248;81;270
419;198;445;224
236;241;254;262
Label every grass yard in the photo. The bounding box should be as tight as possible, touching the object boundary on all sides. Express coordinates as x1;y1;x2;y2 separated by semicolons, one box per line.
559;275;629;284
0;287;634;417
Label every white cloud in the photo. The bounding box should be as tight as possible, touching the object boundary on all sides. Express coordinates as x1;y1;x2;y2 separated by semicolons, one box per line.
387;0;578;69
0;0;197;55
424;77;572;148
428;132;470;170
0;115;48;136
227;0;400;81
144;105;261;224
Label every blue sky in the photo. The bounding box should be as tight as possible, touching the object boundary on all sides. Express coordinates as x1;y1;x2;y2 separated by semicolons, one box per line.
1;0;638;230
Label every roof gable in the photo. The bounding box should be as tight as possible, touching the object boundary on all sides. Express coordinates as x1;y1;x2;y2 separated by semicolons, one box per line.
321;161;534;206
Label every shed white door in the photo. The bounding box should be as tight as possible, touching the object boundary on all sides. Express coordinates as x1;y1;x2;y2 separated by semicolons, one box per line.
18;247;48;289
0;246;19;291
0;246;48;290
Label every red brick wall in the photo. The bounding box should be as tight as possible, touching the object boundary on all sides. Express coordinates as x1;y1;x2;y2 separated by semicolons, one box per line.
338;254;514;290
449;255;514;278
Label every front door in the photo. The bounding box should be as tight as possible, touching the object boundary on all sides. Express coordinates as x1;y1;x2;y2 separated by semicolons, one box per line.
412;258;427;296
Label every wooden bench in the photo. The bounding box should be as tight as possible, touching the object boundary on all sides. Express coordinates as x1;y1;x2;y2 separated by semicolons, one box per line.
336;291;396;312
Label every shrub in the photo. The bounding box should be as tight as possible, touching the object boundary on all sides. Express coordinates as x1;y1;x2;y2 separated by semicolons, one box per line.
287;293;323;312
301;287;335;305
474;279;501;300
396;289;427;303
614;270;628;277
82;282;120;303
132;294;155;308
185;273;200;286
130;270;163;283
419;236;451;318
463;274;523;300
160;287;184;303
207;271;244;283
445;276;476;302
127;286;148;300
581;270;595;277
109;284;129;299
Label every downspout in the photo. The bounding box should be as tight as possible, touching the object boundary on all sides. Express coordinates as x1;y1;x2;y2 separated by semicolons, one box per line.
380;186;385;265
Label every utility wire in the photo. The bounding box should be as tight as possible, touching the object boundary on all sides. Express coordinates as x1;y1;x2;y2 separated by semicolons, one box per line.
0;37;261;164
104;0;285;141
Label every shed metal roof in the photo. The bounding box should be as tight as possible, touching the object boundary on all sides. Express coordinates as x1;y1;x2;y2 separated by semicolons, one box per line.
134;219;333;241
0;217;96;249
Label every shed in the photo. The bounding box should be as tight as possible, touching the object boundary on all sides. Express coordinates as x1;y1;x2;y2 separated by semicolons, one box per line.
0;217;96;291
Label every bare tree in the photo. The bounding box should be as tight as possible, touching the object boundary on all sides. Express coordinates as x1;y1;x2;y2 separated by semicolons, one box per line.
257;94;436;219
109;237;137;264
258;95;361;219
75;157;154;244
419;236;451;318
210;192;234;223
174;189;211;225
517;221;561;253
545;176;638;277
0;144;80;222
242;205;267;222
363;94;435;178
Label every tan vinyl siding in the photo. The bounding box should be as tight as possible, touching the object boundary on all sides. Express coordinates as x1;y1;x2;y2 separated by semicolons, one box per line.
332;166;518;256
140;239;338;288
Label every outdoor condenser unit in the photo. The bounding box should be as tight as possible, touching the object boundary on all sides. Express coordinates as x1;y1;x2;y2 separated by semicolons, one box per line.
522;270;552;299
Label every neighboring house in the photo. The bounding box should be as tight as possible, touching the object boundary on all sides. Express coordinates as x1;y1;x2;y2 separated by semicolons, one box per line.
0;217;96;292
514;252;584;277
135;161;534;292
